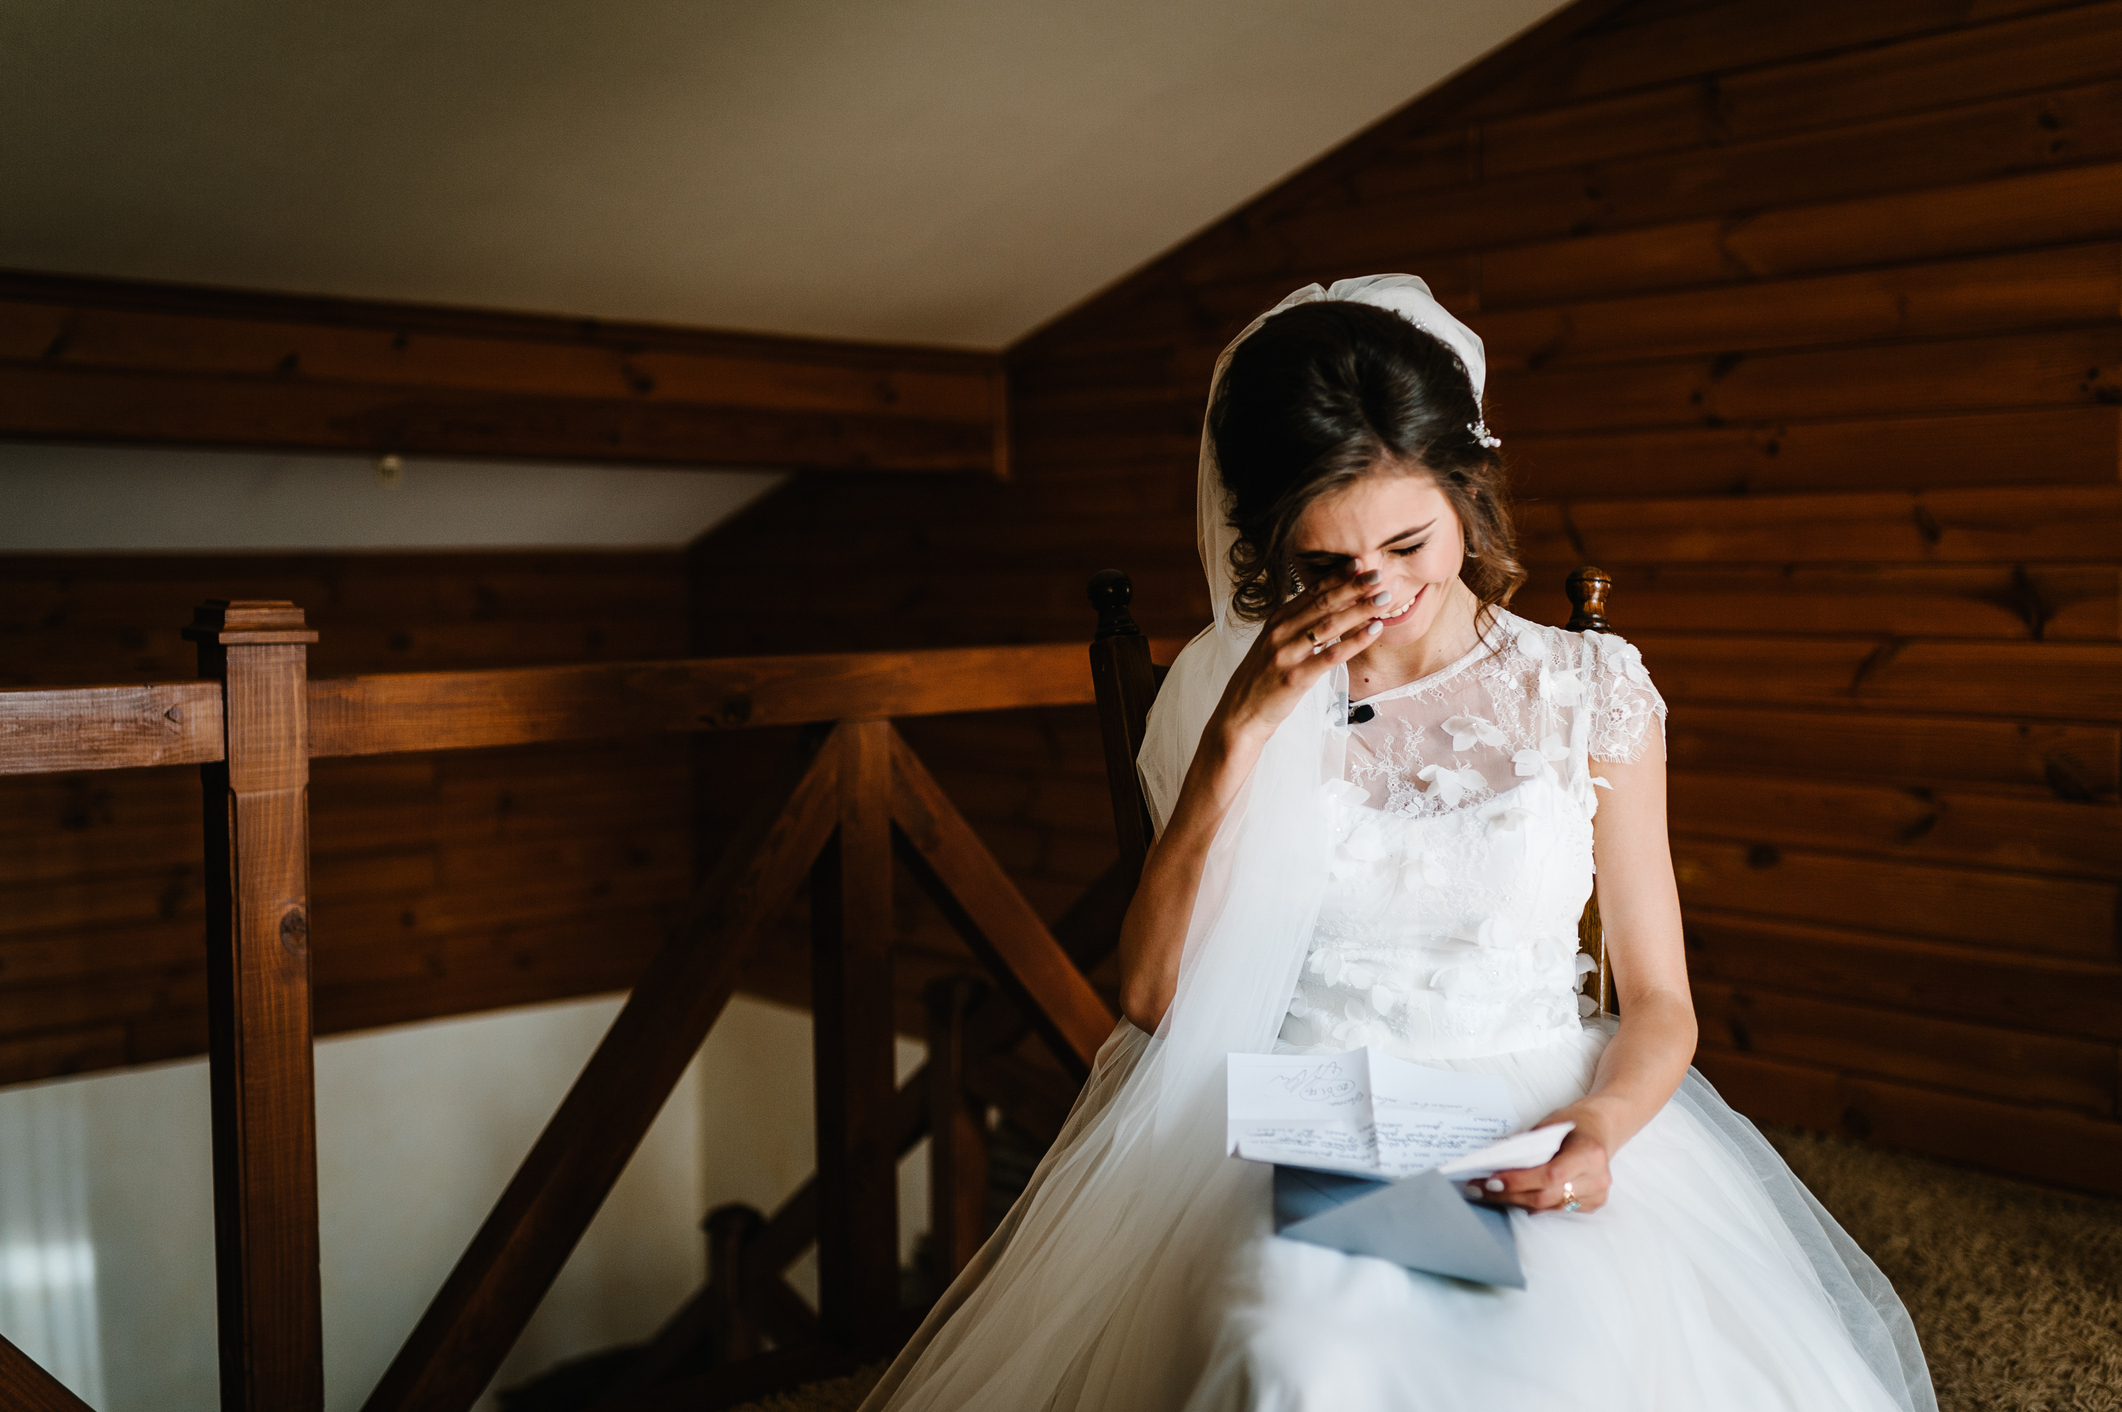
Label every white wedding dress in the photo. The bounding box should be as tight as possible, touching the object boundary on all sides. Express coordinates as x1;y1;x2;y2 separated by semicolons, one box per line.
1187;611;1930;1410
869;612;1933;1412
862;272;1932;1412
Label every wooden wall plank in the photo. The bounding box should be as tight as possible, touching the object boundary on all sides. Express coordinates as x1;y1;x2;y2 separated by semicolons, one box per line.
1479;2;2122;179
0;362;994;474
1692;978;2117;1116
1517;486;2122;565
1693;1047;2122;1197
1465;0;2079;115
1481;160;2122;310
1714;1;2122;144
0;270;1002;475
1506;406;2121;498
1476;244;2122;372
0;298;991;422
1670;768;2122;878
1492;326;2122;435
1212;75;2122;282
1642;634;2122;719
1664;704;2119;796
1686;907;2122;1041
1670;837;2118;957
1511;563;2122;641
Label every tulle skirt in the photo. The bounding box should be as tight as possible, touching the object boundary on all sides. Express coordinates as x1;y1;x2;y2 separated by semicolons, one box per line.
1190;1024;1934;1412
866;1022;1933;1412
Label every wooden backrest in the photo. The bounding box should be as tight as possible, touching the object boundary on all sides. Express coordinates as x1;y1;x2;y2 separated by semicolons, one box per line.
1086;569;1163;883
1086;565;1619;1012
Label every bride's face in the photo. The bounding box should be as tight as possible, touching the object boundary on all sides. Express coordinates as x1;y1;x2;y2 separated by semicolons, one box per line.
1289;471;1465;647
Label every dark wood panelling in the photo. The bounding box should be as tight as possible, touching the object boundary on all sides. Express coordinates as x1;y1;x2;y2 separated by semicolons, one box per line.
0;553;697;1086
0;270;1002;474
685;0;2122;1192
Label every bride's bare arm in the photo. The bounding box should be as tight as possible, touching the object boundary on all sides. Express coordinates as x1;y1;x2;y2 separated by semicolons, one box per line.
1485;744;1697;1212
1117;568;1386;1032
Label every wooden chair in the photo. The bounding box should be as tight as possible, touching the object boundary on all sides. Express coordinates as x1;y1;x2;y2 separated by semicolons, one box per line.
1087;566;1619;1023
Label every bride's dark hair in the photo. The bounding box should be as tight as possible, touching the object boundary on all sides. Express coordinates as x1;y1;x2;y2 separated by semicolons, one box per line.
1210;300;1524;622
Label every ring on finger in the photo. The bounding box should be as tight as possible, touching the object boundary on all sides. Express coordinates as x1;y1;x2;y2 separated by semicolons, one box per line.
1561;1181;1581;1214
1304;626;1328;655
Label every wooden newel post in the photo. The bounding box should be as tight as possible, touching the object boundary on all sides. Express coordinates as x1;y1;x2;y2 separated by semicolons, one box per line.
702;1203;767;1363
810;720;901;1352
185;600;324;1412
924;975;990;1286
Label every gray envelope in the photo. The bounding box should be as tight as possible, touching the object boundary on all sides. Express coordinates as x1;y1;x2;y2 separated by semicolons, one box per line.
1272;1164;1524;1288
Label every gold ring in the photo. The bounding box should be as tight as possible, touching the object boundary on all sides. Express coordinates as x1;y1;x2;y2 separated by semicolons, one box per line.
1304;627;1321;647
1561;1181;1580;1213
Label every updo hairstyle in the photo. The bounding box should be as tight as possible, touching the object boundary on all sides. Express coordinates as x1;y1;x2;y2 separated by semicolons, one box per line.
1209;300;1524;622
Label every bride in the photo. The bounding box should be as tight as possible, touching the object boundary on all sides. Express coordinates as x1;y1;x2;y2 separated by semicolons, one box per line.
861;276;1935;1411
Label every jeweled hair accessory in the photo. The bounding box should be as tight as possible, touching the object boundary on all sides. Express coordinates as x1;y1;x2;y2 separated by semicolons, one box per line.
1469;419;1502;449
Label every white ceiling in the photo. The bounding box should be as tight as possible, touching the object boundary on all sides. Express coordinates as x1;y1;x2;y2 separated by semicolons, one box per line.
0;0;1564;349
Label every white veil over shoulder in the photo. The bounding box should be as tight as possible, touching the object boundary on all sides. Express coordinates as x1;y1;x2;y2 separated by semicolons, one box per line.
863;276;1484;1412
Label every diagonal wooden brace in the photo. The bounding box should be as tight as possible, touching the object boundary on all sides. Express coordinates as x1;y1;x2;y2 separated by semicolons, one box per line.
885;727;1115;1078
0;1335;96;1412
361;725;845;1412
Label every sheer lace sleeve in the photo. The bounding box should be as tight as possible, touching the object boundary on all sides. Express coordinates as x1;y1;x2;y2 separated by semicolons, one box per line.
1582;630;1668;763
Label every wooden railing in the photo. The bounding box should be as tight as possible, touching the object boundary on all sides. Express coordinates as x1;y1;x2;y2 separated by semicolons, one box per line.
0;600;1176;1412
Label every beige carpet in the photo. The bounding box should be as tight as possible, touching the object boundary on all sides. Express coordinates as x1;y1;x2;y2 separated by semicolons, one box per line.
737;1129;2122;1411
1771;1129;2122;1411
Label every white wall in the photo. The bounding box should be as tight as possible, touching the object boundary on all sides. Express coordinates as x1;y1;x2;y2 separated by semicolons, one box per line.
0;443;785;553
0;993;921;1410
3;997;708;1410
695;995;932;1309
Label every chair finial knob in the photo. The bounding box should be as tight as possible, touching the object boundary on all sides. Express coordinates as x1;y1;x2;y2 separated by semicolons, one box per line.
1565;566;1613;634
1089;569;1142;640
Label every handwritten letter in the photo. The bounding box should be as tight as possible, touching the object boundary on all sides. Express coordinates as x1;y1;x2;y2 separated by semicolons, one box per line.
1229;1048;1562;1179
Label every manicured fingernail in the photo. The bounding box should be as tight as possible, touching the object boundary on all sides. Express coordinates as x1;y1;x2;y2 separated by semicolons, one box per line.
1484;1178;1505;1192
1370;590;1391;606
1355;569;1381;586
1366;620;1382;636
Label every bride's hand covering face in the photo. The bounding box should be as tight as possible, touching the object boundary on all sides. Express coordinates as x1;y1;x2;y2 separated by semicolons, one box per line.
1216;470;1487;752
1212;558;1392;745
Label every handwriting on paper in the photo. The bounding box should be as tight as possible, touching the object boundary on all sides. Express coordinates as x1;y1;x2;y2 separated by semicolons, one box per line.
1228;1048;1527;1179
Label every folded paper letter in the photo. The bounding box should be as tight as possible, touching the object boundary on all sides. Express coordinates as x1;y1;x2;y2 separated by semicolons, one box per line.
1229;1048;1573;1286
1273;1165;1525;1288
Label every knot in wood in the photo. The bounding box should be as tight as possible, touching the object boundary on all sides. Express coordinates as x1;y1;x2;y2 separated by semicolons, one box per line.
279;907;309;959
700;694;753;729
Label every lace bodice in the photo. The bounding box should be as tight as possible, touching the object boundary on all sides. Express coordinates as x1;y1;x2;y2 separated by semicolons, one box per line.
1277;611;1667;1062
